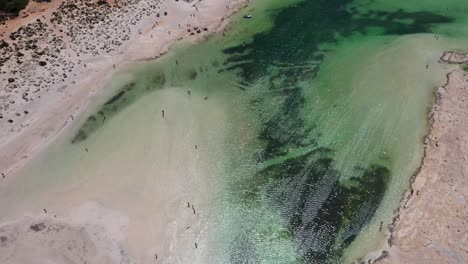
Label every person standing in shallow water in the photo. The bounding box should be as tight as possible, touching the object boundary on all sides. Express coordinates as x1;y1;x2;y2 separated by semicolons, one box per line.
162;110;165;118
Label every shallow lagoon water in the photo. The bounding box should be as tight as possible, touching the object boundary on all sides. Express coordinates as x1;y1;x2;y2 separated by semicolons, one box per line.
2;0;468;263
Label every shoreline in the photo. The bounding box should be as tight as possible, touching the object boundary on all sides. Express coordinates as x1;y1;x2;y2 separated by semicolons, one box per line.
374;53;468;263
0;0;249;179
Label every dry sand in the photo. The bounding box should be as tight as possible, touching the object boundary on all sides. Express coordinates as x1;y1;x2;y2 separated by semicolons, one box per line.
376;55;468;264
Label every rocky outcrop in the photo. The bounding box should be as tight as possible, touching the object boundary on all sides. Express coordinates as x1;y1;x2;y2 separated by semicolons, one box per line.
439;51;468;64
376;54;468;264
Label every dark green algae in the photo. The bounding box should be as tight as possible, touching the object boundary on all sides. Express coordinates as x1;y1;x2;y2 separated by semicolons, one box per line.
71;71;166;143
70;0;456;262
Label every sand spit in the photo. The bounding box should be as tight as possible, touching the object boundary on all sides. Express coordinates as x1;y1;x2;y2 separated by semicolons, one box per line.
0;0;248;178
376;55;468;263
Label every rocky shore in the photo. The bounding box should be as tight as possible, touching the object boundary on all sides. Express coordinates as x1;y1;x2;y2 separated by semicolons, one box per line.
376;53;468;264
0;0;248;177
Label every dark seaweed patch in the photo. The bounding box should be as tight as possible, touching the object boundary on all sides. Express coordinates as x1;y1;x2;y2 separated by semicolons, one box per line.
104;90;126;106
71;82;136;143
246;150;389;262
30;223;47;232
188;69;197;80
149;72;166;88
224;1;452;81
462;65;468;72
71;71;167;144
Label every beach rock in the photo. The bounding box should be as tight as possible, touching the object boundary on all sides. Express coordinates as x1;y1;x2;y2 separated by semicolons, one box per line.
376;70;468;264
30;223;47;232
440;51;468;64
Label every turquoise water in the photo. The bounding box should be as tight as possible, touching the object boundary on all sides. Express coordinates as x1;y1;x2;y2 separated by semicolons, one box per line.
6;0;468;263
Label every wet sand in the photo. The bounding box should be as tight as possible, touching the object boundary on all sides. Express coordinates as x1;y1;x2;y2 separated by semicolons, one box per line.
376;56;468;263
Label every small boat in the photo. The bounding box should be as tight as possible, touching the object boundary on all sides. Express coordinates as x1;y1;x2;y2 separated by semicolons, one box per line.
243;15;253;19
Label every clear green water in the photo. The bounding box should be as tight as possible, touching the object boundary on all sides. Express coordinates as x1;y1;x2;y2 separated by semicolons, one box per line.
4;0;468;263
